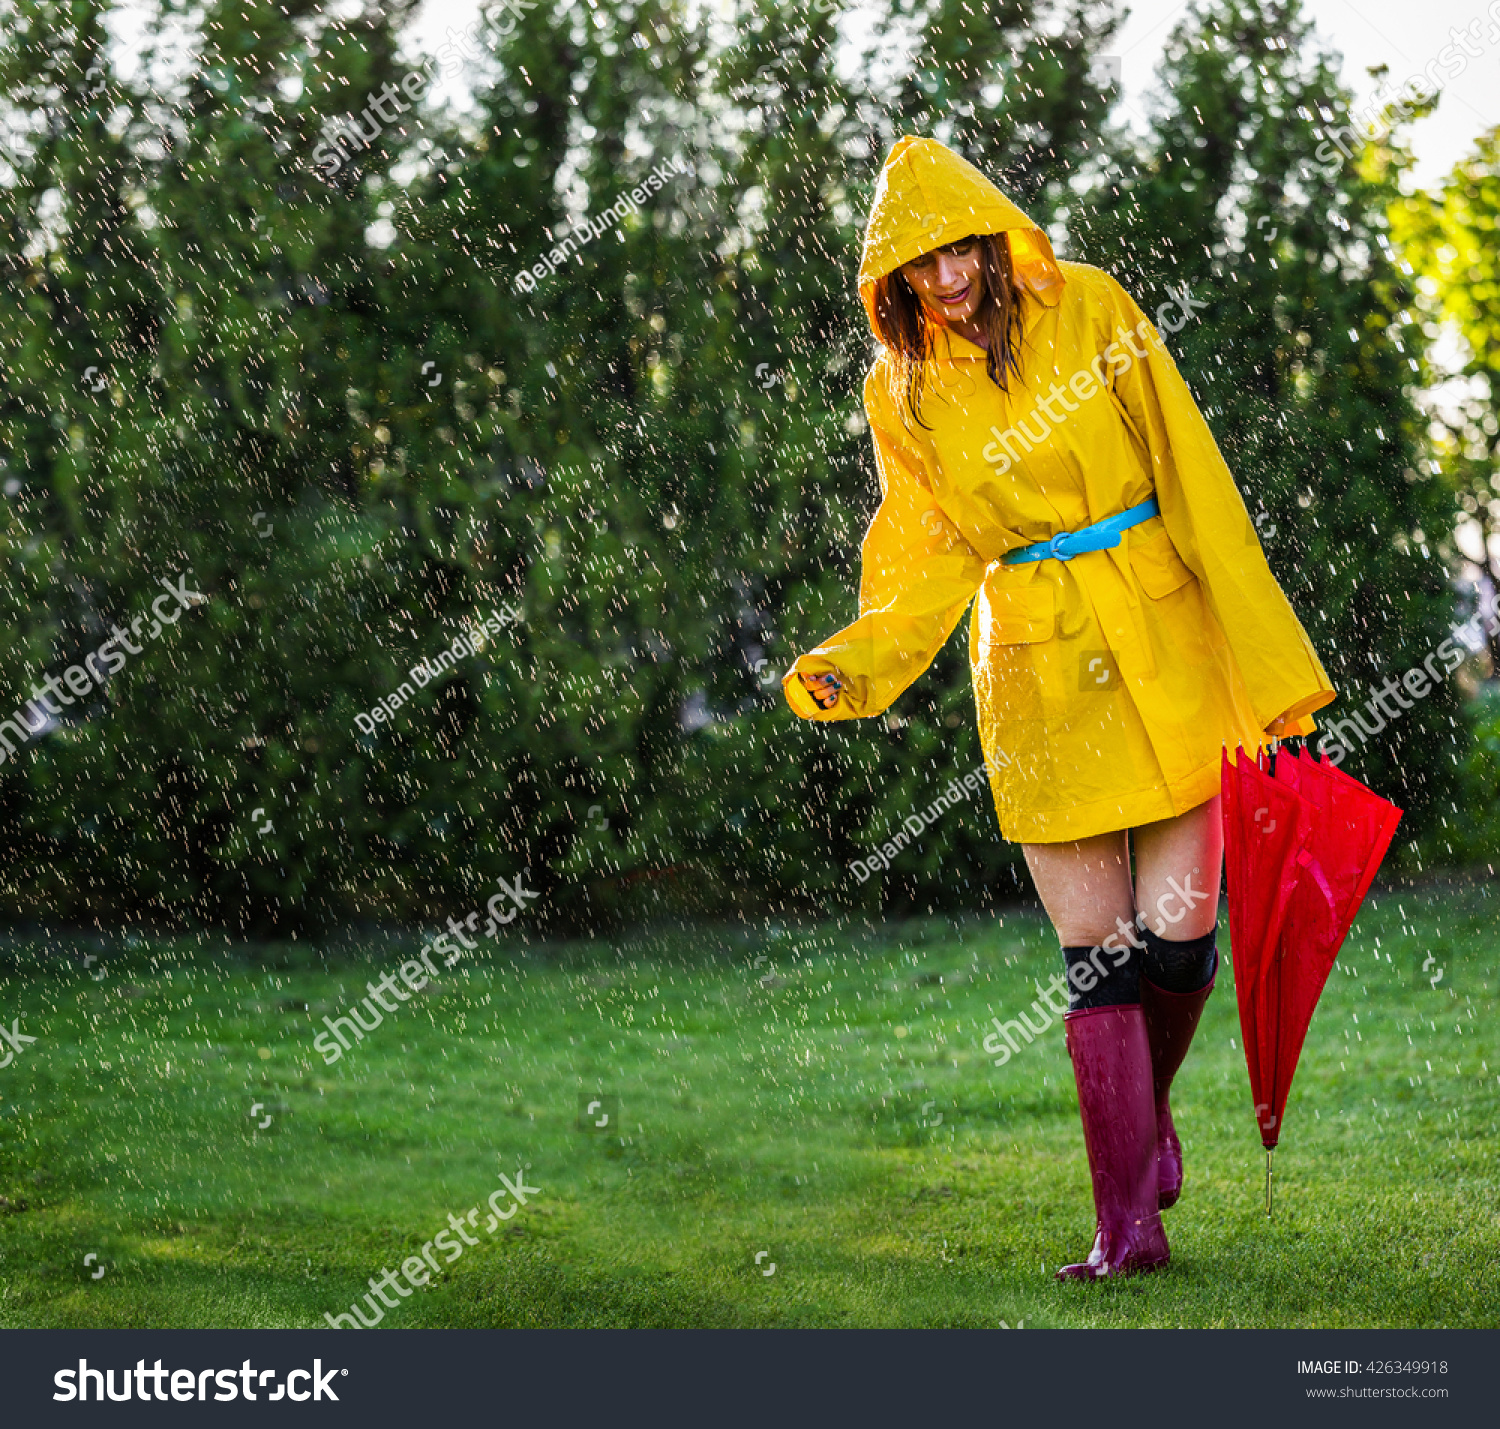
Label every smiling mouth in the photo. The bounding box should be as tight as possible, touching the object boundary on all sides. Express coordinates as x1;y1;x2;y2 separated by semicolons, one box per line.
937;283;971;306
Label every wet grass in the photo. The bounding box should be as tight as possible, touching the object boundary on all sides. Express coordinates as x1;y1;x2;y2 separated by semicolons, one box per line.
1;879;1496;1328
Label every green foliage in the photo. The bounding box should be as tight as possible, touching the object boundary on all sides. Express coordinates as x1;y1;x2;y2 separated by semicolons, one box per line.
1446;688;1500;865
1393;124;1500;679
0;0;1484;931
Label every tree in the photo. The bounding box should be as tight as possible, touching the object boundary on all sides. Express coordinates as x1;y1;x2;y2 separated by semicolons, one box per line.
1392;124;1500;683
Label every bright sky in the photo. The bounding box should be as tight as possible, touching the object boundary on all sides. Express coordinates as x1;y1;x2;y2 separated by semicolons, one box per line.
105;0;1496;188
1106;0;1497;187
400;0;1500;188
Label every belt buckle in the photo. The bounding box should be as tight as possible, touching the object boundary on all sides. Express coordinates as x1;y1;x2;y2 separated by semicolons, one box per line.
1049;529;1078;561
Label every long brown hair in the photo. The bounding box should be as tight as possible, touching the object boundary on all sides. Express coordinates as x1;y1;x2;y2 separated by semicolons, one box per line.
871;232;1026;430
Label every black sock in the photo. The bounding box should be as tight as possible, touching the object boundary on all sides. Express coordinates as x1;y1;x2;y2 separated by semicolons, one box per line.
1141;927;1218;994
1061;942;1141;1011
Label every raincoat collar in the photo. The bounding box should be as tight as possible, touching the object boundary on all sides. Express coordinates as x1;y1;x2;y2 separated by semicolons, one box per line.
857;135;1066;347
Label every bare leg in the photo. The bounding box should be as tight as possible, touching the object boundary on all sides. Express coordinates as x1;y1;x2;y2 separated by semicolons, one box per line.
1021;829;1133;947
1131;794;1223;939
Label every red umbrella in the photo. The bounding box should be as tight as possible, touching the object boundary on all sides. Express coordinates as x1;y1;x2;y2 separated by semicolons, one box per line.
1220;743;1403;1211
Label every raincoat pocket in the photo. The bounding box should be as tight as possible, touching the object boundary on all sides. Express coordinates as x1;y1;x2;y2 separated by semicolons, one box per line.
1127;522;1194;599
980;573;1055;644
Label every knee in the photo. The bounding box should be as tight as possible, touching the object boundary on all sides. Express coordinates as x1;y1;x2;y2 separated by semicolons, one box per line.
1053;919;1126;949
1136;869;1220;939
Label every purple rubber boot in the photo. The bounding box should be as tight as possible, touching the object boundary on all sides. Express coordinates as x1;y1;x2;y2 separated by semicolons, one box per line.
1141;972;1215;1209
1056;1003;1170;1281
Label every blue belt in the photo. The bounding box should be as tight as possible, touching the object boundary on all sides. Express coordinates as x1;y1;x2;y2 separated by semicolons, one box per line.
1001;495;1160;564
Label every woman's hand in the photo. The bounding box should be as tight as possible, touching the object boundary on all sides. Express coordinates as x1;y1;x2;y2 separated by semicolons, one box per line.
797;670;844;710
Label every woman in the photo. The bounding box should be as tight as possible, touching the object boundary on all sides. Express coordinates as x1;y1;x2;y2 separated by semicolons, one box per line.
782;137;1336;1279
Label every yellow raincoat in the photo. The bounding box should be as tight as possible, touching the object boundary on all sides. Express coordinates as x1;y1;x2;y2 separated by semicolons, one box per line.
782;136;1336;844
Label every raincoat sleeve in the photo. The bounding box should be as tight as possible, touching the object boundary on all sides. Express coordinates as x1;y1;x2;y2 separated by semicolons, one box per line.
1094;272;1336;738
782;366;990;721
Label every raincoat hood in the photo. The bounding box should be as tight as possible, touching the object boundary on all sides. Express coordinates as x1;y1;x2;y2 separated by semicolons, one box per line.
857;135;1066;342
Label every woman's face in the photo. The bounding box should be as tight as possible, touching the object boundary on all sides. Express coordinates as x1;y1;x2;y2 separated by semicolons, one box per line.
900;237;984;328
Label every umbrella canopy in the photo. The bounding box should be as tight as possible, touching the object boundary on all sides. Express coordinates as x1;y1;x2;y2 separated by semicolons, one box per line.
1220;744;1403;1204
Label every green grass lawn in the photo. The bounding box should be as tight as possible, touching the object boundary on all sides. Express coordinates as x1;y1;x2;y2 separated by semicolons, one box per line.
1;878;1496;1328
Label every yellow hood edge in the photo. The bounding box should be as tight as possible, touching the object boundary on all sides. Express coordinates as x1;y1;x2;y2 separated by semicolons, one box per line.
857;135;1066;341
